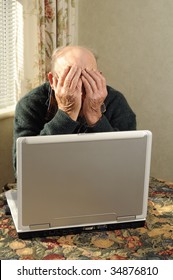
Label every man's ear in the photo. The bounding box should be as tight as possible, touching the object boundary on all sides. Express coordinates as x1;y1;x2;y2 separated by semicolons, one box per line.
47;72;54;89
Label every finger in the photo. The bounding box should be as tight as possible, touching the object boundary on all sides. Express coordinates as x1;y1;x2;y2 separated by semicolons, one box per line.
64;66;80;89
82;69;98;93
94;70;106;88
52;76;58;89
81;75;93;97
58;66;71;87
95;71;107;98
92;69;105;80
85;69;107;99
86;69;105;90
70;67;82;90
77;78;83;101
77;77;82;91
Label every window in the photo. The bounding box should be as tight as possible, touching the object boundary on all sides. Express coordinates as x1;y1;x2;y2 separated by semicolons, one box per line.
0;0;23;115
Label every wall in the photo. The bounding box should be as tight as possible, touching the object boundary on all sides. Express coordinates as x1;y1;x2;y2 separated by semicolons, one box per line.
78;0;173;181
0;117;15;192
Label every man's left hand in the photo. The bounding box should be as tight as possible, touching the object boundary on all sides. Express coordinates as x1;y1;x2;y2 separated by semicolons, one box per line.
81;69;107;126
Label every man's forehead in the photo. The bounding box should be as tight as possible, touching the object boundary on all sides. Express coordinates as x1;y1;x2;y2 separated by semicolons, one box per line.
54;48;97;72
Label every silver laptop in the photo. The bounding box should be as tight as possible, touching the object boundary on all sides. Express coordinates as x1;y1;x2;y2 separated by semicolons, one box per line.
6;130;152;238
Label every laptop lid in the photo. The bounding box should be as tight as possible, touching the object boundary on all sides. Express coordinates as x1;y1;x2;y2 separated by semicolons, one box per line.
16;130;152;233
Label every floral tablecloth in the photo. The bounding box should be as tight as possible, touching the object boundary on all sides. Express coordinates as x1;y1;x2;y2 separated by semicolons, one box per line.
0;177;173;260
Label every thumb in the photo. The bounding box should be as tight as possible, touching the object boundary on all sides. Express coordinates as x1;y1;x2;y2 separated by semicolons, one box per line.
77;78;82;92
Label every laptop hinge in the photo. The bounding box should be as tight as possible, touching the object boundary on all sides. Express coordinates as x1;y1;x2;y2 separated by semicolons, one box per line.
117;215;136;222
29;223;50;230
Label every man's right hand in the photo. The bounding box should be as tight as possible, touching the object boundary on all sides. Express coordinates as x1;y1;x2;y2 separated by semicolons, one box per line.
53;66;82;121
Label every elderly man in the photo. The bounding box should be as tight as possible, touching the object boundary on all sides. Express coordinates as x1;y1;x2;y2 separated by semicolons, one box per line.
13;45;136;172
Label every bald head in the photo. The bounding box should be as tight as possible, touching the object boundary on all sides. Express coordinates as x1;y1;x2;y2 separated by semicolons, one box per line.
51;46;97;76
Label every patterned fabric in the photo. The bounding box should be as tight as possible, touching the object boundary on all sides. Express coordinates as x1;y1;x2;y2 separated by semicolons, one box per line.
19;0;77;96
0;177;172;260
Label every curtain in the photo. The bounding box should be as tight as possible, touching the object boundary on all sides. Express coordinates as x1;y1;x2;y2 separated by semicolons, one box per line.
0;0;17;110
21;0;77;97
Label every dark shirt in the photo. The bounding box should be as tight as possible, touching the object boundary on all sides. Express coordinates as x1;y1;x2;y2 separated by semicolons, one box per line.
13;82;136;173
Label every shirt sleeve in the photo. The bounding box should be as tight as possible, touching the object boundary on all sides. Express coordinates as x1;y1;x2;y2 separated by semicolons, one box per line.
13;99;79;174
87;89;136;133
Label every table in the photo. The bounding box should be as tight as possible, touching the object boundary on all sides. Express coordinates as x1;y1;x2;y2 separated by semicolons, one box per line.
0;177;173;260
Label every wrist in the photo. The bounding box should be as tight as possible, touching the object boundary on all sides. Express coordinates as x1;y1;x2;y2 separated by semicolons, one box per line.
84;103;106;126
58;101;80;121
86;114;103;127
58;108;79;121
68;111;79;121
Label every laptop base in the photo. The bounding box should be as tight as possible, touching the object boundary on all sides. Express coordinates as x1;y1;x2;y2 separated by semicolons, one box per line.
17;220;145;239
6;188;146;240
